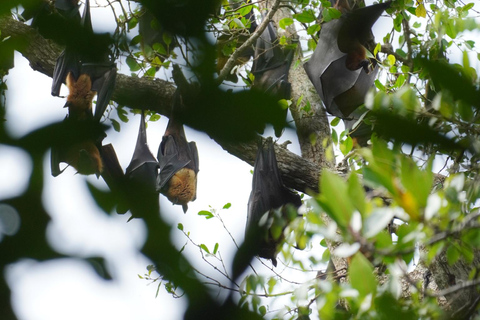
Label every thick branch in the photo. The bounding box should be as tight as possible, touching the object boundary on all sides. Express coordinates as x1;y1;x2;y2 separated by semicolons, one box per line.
0;14;324;194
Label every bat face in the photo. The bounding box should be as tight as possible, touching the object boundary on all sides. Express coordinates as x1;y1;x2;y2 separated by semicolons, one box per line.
251;21;294;137
304;2;389;119
246;139;301;266
125;113;159;194
157;111;199;213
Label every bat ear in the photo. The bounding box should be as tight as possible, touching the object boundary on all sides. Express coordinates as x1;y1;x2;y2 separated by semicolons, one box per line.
182;204;188;213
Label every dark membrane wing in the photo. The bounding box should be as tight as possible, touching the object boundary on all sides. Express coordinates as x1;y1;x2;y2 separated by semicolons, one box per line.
81;62;117;121
125;113;159;193
156;135;191;190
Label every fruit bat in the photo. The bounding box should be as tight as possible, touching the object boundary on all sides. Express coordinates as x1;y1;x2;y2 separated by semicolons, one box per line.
303;2;390;119
251;20;294;137
157;92;199;213
246;139;302;267
21;0;80;27
51;0;117;122
50;118;105;177
125;112;160;194
114;112;160;217
50;0;115;176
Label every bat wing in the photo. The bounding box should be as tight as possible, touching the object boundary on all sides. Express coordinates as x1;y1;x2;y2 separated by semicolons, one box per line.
156;135;191;189
338;2;391;51
125;113;159;193
81;0;93;34
304;3;385;118
304;19;351;117
55;0;81;20
251;21;294;136
252;22;288;76
81;62;117;121
51;145;67;177
246;139;301;265
51;49;81;96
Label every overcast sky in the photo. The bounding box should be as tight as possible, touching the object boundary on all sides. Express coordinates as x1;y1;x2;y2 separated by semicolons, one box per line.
1;1;480;319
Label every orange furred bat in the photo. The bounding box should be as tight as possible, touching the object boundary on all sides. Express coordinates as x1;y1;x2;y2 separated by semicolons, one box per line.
157;91;199;213
50;0;113;177
65;72;95;120
62;140;103;175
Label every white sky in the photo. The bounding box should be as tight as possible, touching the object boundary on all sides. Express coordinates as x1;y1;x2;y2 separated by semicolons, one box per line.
1;1;480;319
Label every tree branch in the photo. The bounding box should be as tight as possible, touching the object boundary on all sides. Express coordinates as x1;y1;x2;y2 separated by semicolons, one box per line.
0;14;325;194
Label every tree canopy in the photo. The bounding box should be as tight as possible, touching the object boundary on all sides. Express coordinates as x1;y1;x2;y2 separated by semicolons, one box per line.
1;0;480;319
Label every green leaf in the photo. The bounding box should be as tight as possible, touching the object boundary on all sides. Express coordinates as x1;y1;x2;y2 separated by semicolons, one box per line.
415;3;426;18
163;32;172;47
375;79;386;91
400;156;433;215
223;203;231;209
293;9;316;23
330;117;340;127
446;244;460;265
320;238;328;247
149;114;160;122
153;43;167;55
213;243;219;255
130;35;142;46
198;210;214;219
317;170;355;230
111;119;120;132
200;244;210;254
350;253;376;299
237;4;253;17
279;17;294;29
259;306;266;316
323;7;341;22
348;173;366;217
177;223;183;231
117;107;129;123
340;136;353;155
128;17;138;30
307;24;320;35
331;128;338;145
126;56;140;72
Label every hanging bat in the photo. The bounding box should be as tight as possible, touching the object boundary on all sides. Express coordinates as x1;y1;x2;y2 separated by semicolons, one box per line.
51;0;117;122
50;0;115;176
21;0;80;27
125;112;159;194
304;2;390;119
50;118;105;177
250;20;294;137
157;91;199;213
246;138;302;267
114;112;160;216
